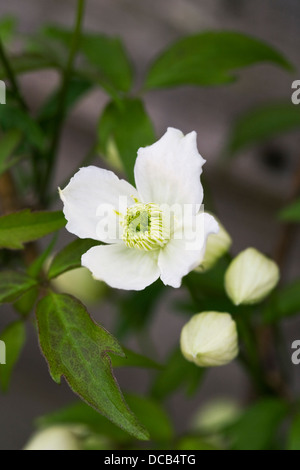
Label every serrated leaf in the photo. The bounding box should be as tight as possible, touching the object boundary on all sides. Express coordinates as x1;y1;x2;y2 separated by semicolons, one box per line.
0;271;37;304
98;97;155;185
0;321;26;392
0;210;66;250
279;198;300;222
146;32;292;89
47;238;99;279
0;130;22;176
225;398;287;450
36;293;149;440
226;102;300;156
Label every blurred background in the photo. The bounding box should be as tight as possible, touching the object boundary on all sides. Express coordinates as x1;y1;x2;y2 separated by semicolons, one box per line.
0;0;300;450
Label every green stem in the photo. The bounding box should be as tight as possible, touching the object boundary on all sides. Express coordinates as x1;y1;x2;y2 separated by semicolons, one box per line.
42;0;86;204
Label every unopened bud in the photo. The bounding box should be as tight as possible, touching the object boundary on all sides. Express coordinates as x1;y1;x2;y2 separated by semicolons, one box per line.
225;247;279;305
180;312;238;367
24;426;82;451
197;218;232;271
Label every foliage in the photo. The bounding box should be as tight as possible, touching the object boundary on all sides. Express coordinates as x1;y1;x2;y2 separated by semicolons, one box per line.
0;3;299;451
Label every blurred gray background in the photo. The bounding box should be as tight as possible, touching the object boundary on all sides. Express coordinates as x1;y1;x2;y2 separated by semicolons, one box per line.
0;0;300;450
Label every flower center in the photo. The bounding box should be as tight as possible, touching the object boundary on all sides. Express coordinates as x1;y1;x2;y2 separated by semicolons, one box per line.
122;203;169;251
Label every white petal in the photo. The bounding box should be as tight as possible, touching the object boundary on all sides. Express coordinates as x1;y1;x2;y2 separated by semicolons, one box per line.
134;128;206;210
158;212;219;288
82;244;160;291
60;166;138;242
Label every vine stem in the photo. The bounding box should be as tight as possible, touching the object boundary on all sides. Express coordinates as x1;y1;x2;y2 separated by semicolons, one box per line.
42;0;86;203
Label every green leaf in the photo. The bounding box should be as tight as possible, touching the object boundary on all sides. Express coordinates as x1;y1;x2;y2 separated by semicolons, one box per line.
287;412;300;450
47;238;99;279
177;436;219;450
145;32;292;89
28;235;57;279
98;98;155;185
116;280;165;338
13;237;56;316
13;287;39;317
0;104;46;151
37;401;132;443
0;271;37;304
264;279;300;323
0;209;66;250
151;347;205;400
0;321;26;392
38;77;92;130
80;35;133;93
279;198;300;222
0;16;17;44
36;293;149;441
111;347;161;370
226;398;287;450
37;394;173;443
226;102;300;156
182;262;236;314
43;26;133;93
125;393;173;442
0;54;55;80
0;130;23;176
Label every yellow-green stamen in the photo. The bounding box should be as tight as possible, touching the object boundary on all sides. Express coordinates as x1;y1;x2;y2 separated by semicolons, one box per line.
122;203;169;251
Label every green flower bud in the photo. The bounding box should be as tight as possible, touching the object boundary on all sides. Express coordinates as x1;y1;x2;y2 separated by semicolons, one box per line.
180;312;238;367
225;247;279;305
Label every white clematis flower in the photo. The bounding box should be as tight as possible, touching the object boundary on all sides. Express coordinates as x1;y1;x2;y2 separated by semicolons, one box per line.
60;128;219;291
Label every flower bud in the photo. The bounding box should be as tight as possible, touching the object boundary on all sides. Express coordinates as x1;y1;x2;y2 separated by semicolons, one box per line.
51;267;105;305
196;218;232;271
191;399;241;434
24;426;82;451
180;312;238;367
225;247;279;305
